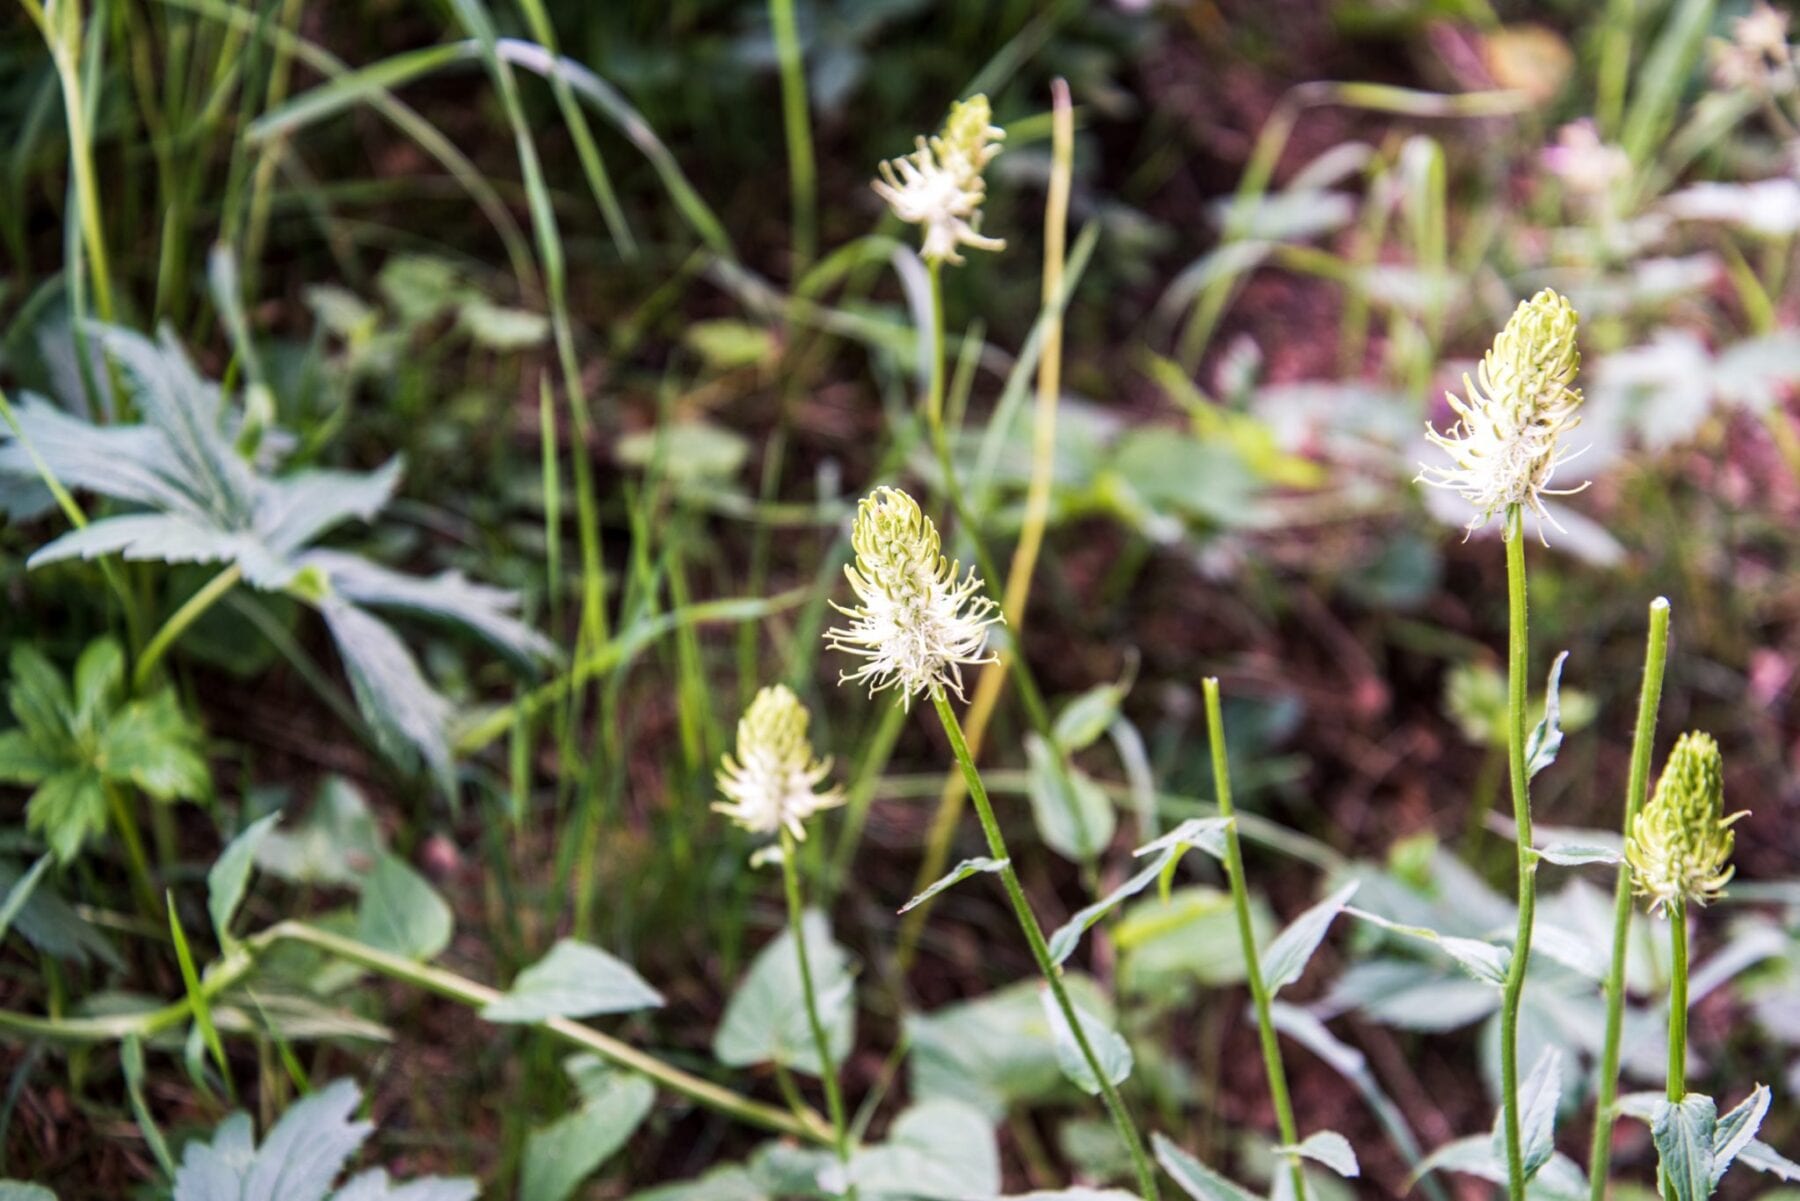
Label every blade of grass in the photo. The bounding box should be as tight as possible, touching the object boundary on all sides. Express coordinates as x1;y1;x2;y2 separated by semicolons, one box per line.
166;891;231;1099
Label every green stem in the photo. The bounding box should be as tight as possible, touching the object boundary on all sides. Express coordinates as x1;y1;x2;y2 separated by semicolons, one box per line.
928;686;1161;1201
0;919;830;1144
1666;902;1687;1102
768;0;816;273
1498;504;1536;1201
1203;679;1306;1201
104;783;160;919
1588;597;1670;1201
133;563;244;692
779;828;851;1166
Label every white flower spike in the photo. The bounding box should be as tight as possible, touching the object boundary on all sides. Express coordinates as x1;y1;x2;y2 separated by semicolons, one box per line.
1418;288;1588;538
715;684;842;841
873;95;1006;265
826;486;1003;707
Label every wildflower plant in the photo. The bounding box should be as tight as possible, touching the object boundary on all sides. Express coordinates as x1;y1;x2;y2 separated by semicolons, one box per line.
1626;731;1744;916
714;684;842;841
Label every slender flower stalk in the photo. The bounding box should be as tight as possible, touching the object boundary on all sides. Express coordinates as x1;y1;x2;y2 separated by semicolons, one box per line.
768;0;816;271
717;686;851;1166
827;488;1159;1201
1204;679;1306;1201
1421;291;1586;1201
1587;598;1671;1201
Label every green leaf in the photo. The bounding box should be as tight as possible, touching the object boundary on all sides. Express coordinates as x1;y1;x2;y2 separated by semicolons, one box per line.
354;852;453;961
0;729;57;785
520;1064;654;1201
849;1099;1001;1200
1050;847;1192;967
207;813;282;945
0;854;50;946
378;254;463;326
0;1184;59;1201
1524;652;1571;779
712;910;853;1077
1712;1085;1770;1185
1344;907;1509;986
1053;679;1130;753
254;776;382;886
898;857;1009;914
99;690;210;800
1024;735;1115;864
1737;1139;1800;1181
7;643;72;747
1117;887;1269;1005
484;939;664;1023
905;976;1116;1117
1282;1131;1359;1179
1260;882;1358;994
684;320;778;371
1152;1133;1264;1201
615;421;750;483
1491;1047;1561;1182
459;296;550;350
0;856;120;969
28;769;108;865
1534;844;1621;867
1041;989;1132;1096
71;637;125;731
167;892;230;1094
1652;1093;1718;1201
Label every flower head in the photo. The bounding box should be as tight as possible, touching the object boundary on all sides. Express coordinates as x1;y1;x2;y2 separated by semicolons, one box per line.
715;684;842;841
873;95;1006;265
825;486;1003;706
1418;288;1587;536
1710;2;1795;93
1625;731;1746;915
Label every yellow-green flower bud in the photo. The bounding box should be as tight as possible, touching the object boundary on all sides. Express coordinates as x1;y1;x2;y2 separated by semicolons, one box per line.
1625;731;1746;914
825;486;1002;706
715;685;842;840
1419;288;1587;537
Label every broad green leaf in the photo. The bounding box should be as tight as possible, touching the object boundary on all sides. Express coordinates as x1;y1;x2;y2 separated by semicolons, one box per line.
1711;1085;1770;1185
1053;679;1131;752
712;910;853;1077
317;599;455;798
484;939;664;1023
849;1099;1000;1200
0;729;56;784
1261;882;1358;994
1116;886;1268;1002
459;297;549;350
1525;652;1571;778
1152;1133;1263;1201
71;637;125;729
99;690;210;800
354;853;453;961
628;1164;764;1201
0;856;120;969
899;857;1008;914
207;813;282;945
1024;735;1114;864
1413;1135;1590;1200
1652;1094;1718;1201
0;854;51;946
907;976;1116;1117
1040;989;1132;1096
1282;1131;1358;1178
1491;1048;1561;1181
254;777;382;886
0;1185;58;1201
378;254;462;326
684;320;778;371
616;422;750;483
520;1064;654;1201
7;643;72;746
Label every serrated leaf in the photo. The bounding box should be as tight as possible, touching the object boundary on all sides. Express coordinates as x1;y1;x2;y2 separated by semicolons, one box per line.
28;769;108;865
1024;735;1115;864
318;598;454;797
304;550;555;664
899;857;1008;914
1525;652;1571;778
484;939;664;1023
1710;1086;1769;1185
519;1067;654;1201
1261;882;1358;994
354;853;452;962
207;812;281;944
1652;1094;1718;1201
1041;989;1132;1096
1152;1133;1263;1201
713;910;853;1077
1281;1131;1358;1178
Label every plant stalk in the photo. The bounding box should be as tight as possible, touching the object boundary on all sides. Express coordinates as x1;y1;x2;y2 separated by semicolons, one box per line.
133;563;244;691
778;828;851;1167
1498;504;1536;1201
1666;902;1687;1102
768;0;816;273
928;685;1160;1201
1587;596;1670;1201
1203;678;1306;1201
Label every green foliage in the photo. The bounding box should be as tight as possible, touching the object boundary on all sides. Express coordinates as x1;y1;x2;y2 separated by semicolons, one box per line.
0;638;207;863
